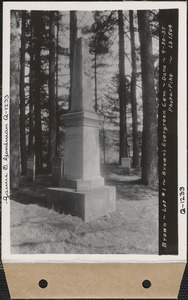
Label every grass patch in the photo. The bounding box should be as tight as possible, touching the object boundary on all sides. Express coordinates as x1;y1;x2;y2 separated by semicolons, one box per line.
10;164;158;254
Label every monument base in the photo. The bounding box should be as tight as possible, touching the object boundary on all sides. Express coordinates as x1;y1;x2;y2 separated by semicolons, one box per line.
47;186;116;222
59;177;104;191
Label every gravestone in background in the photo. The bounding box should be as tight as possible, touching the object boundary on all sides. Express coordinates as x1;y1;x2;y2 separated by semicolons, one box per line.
47;37;116;222
121;157;131;175
52;157;64;186
27;154;36;181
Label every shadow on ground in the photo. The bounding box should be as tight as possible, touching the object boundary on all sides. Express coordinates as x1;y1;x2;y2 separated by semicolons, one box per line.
12;164;148;208
11;174;52;208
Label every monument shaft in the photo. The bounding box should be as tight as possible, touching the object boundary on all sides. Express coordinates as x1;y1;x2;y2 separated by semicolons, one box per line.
47;37;116;221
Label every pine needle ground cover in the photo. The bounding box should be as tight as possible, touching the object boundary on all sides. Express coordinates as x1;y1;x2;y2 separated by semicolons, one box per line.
10;165;158;255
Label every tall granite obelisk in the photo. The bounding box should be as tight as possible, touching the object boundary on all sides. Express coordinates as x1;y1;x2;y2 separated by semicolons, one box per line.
47;37;116;221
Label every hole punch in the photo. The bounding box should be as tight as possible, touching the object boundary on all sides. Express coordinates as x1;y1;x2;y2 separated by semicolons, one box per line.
39;279;48;289
142;279;151;289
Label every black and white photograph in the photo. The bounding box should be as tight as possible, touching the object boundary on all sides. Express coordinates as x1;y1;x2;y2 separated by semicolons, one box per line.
2;2;187;261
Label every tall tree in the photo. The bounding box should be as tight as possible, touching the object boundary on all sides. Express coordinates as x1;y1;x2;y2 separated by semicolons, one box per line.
48;11;57;171
20;10;27;175
129;10;139;168
82;11;116;112
118;10;128;163
10;11;20;188
56;11;60;153
70;10;77;110
28;11;34;156
90;11;111;112
33;11;43;173
138;10;158;185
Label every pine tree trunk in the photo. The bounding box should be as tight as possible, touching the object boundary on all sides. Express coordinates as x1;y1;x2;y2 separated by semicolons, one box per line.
28;12;34;156
20;11;27;175
118;10;128;164
56;11;59;155
33;11;43;173
70;11;77;110
129;10;139;168
94;52;98;112
138;10;158;186
10;11;20;188
48;11;57;171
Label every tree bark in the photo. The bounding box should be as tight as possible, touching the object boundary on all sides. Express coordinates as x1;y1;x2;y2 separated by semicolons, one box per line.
10;11;20;188
33;11;43;173
70;11;77;110
118;10;128;164
56;11;59;155
138;10;158;185
48;11;57;171
28;12;34;156
129;10;139;168
20;11;27;175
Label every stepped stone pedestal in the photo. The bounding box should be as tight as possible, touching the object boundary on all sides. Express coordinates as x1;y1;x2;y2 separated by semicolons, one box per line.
47;37;116;221
47;186;116;222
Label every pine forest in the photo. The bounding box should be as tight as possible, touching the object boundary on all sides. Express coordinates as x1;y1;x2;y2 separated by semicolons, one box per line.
11;10;159;188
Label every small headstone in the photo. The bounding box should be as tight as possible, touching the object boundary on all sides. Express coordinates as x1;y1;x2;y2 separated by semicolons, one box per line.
52;157;63;186
121;157;131;175
27;154;36;181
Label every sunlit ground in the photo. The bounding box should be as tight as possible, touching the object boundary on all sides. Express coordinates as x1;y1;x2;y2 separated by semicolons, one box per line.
10;164;158;255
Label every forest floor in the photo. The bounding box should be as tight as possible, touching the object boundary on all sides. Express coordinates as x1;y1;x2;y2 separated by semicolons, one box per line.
10;164;158;255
